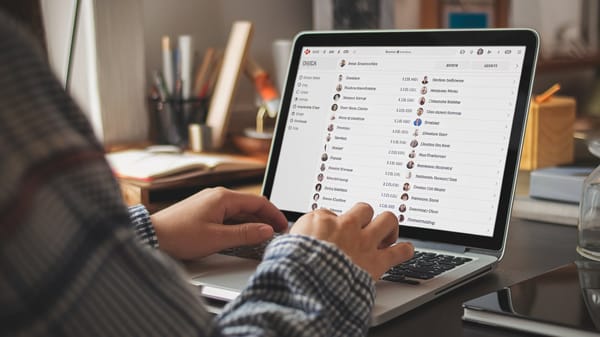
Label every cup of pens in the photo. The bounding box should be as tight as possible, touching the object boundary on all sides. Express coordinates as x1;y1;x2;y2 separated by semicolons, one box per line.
148;95;207;147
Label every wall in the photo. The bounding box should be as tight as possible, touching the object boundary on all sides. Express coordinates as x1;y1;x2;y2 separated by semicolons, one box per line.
142;0;313;134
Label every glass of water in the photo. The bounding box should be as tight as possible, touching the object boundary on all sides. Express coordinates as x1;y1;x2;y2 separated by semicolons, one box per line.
578;138;600;261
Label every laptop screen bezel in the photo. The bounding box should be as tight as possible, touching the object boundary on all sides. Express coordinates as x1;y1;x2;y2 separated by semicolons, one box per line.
262;29;539;252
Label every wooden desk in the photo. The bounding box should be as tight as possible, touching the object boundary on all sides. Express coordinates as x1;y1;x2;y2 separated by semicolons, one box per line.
369;217;578;337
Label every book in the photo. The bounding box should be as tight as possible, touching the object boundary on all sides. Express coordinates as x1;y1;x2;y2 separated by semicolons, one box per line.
511;194;579;226
529;166;592;203
106;149;265;181
463;261;600;337
206;21;253;149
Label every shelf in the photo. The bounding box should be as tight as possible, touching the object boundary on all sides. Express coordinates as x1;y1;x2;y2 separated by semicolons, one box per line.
537;54;600;72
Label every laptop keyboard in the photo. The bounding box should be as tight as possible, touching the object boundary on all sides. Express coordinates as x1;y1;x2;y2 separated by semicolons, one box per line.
222;241;473;284
381;251;472;284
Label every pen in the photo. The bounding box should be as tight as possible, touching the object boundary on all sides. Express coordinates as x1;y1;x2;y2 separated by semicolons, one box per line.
178;35;193;100
535;83;560;104
161;36;174;95
152;70;170;101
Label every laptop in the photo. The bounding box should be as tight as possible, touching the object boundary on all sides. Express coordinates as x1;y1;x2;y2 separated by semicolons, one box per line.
187;29;539;326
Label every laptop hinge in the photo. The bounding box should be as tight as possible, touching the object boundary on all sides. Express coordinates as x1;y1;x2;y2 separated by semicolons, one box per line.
405;239;466;254
464;246;500;258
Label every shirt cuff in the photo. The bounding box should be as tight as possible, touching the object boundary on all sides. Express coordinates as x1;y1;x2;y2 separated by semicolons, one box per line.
128;204;159;249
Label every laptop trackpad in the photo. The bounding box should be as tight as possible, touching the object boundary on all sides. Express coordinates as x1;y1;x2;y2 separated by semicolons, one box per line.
186;254;259;301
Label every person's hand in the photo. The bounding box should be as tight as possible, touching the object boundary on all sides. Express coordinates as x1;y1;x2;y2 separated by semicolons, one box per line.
290;203;414;280
151;187;288;260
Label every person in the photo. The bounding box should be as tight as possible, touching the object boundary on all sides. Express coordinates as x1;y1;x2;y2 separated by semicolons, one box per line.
419;96;426;105
403;183;411;191
407;160;415;169
313;193;320;201
333;93;341;101
315;183;322;192
421;75;429;85
399;204;407;212
417;107;424;116
340;59;347;67
0;10;414;337
401;193;410;201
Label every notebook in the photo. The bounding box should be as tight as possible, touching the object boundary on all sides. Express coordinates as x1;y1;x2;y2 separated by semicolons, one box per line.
186;29;539;326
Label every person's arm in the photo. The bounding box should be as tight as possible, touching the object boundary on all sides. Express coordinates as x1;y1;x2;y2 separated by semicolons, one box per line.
0;11;413;337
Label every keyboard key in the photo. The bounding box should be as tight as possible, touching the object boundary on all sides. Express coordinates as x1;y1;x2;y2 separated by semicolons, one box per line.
381;250;474;283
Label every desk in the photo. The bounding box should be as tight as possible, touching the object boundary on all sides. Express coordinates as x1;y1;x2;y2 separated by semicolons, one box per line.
369;217;578;337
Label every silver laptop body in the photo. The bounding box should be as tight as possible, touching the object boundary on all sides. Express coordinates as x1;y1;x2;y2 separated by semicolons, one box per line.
187;29;539;326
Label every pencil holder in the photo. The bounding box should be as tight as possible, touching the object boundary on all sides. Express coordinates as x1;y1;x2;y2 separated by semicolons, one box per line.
149;97;208;146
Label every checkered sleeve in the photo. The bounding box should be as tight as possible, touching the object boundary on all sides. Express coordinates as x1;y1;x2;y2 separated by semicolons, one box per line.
218;234;376;337
128;204;159;248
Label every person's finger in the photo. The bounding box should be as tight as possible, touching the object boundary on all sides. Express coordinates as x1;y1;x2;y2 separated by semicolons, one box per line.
365;211;399;247
215;189;288;232
337;202;374;228
213;222;275;249
381;242;415;267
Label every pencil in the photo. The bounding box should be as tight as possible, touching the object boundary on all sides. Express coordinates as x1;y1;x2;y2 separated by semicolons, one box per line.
535;83;560;104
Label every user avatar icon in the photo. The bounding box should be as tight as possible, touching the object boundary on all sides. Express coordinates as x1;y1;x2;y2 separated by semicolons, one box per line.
421;76;429;85
401;193;409;201
420;86;428;95
419;97;426;105
331;103;338;111
313;193;320;201
317;172;324;181
340;59;346;67
333;93;340;101
406;160;415;169
410;139;419;148
417;107;424;116
403;183;411;191
315;183;322;192
338;74;343;81
399;204;407;213
312;203;318;210
321;153;328;161
398;214;405;223
408;150;416;158
327;124;334;132
336;84;342;92
413;118;422;126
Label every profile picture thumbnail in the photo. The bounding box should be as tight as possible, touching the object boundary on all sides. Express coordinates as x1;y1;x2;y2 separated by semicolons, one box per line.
333;93;340;101
399;204;407;212
312;203;318;210
417;107;424;116
398;214;405;223
321;153;328;161
401;193;409;201
421;76;429;85
419;97;426;105
331;103;338;111
317;172;324;181
406;160;415;169
403;183;410;191
336;84;342;92
410;139;419;148
327;124;334;132
313;193;320;201
315;183;322;192
413;118;422;127
420;87;428;95
340;59;346;67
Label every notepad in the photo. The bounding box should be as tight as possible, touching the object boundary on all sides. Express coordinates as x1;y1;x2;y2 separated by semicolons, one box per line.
106;150;265;181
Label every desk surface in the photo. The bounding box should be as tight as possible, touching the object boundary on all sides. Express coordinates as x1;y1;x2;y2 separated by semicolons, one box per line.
369;217;578;337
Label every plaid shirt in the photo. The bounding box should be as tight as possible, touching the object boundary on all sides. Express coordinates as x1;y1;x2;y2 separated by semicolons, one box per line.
0;12;375;337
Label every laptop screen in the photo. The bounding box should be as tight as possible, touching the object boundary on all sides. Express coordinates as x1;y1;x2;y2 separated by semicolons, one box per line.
263;30;538;251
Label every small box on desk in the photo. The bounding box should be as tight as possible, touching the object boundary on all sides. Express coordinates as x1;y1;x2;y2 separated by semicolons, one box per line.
520;96;576;171
118;168;265;213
